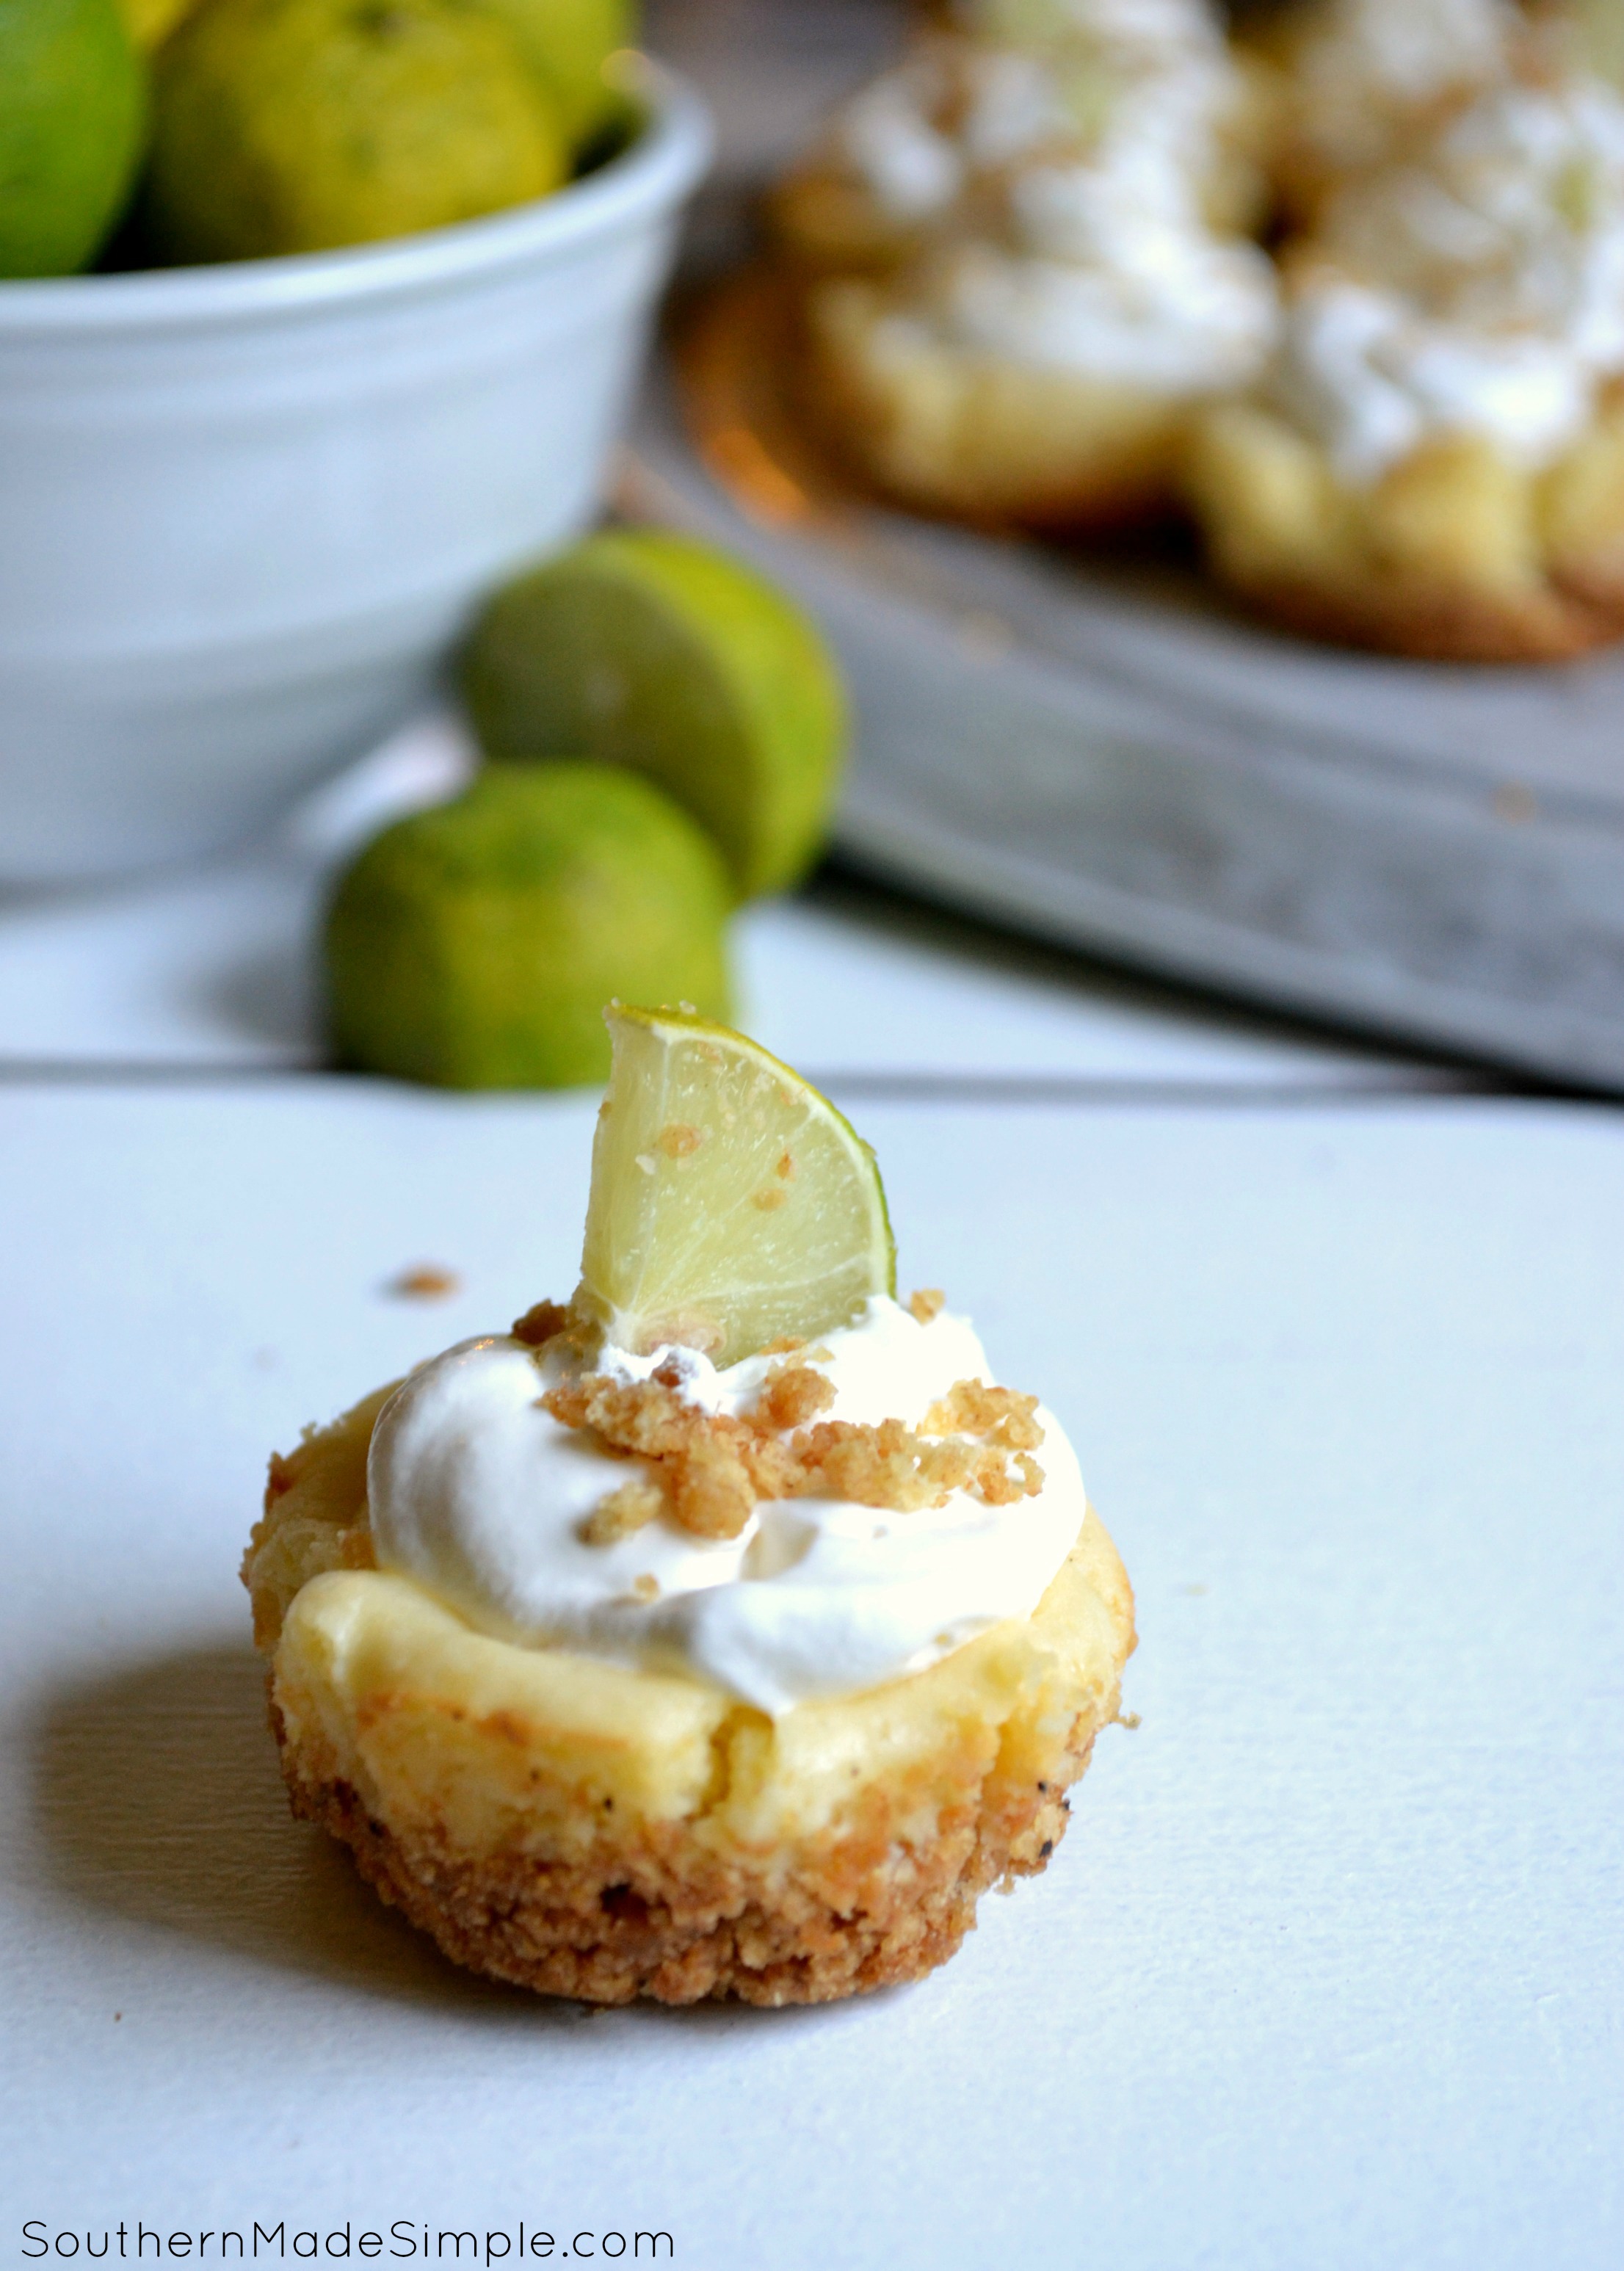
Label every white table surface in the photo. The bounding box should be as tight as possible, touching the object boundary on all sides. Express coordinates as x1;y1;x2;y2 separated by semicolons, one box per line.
0;727;1617;2270
0;713;1455;1094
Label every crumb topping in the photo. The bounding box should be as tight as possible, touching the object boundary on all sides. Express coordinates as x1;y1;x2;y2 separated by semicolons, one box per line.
577;1477;666;1547
389;1265;461;1300
909;1287;946;1323
512;1297;575;1348
537;1325;1048;1545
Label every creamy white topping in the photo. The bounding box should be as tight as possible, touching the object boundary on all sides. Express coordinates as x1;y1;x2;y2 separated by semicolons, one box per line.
1289;0;1517;178
818;6;1276;391
925;232;1276;389
368;1298;1087;1718
831;26;1280;388
1271;76;1624;479
951;0;1227;68
831;43;1092;229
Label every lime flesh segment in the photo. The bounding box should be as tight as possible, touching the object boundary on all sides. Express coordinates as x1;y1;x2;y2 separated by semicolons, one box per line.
579;1007;895;1369
461;529;848;901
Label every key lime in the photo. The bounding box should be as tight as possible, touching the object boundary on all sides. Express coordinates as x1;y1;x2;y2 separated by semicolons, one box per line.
471;0;636;151
146;0;568;264
117;0;200;49
325;766;732;1090
461;529;849;902
0;0;145;278
577;1004;896;1366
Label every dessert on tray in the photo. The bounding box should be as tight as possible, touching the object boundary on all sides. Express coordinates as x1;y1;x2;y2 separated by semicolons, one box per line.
1255;0;1521;224
244;1007;1135;2006
706;0;1624;661
1186;66;1624;659
775;0;1279;528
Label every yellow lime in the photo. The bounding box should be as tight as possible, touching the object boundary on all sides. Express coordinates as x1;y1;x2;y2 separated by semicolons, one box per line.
0;0;145;278
325;766;732;1090
578;1004;896;1366
147;0;568;264
117;0;200;51
462;529;849;901
471;0;637;151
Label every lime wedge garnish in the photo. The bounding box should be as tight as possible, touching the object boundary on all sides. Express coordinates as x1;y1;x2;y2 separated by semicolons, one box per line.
577;1005;895;1369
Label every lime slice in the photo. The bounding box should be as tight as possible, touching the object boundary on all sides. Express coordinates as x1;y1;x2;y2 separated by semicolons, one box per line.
460;529;848;902
578;1005;895;1368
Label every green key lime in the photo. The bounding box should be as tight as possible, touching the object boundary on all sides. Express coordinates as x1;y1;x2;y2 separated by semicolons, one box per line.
471;0;637;151
0;0;145;278
461;529;849;902
117;0;199;49
146;0;568;264
577;1004;896;1366
325;765;732;1090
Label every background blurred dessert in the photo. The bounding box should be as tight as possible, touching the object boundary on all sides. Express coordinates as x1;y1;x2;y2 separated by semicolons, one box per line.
1250;0;1522;223
1187;43;1624;656
706;0;1624;657
774;0;1280;527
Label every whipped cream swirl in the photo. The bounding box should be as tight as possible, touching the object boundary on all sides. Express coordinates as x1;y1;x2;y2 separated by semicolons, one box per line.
1272;76;1624;478
823;7;1277;391
369;1298;1087;1717
1286;0;1517;180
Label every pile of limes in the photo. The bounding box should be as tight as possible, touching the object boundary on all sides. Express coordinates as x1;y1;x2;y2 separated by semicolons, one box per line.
325;529;850;1090
0;0;635;277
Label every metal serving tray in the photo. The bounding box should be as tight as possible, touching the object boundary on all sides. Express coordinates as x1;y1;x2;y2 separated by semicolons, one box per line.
623;314;1624;1092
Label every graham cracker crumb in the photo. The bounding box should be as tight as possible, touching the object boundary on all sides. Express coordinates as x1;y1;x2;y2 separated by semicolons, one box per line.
909;1288;946;1324
751;1187;789;1212
579;1477;666;1547
922;1378;1044;1452
389;1266;460;1300
629;1573;660;1603
756;1359;836;1431
657;1122;706;1159
512;1298;573;1347
547;1355;1047;1544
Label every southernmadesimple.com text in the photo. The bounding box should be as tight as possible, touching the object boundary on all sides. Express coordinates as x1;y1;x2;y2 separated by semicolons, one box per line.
21;2230;673;2265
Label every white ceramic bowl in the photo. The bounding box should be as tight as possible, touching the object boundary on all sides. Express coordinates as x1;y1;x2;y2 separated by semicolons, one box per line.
0;62;711;884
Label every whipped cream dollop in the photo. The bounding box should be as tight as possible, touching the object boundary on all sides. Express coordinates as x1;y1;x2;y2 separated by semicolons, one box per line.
1271;76;1624;478
369;1297;1087;1717
824;9;1278;391
925;229;1275;392
1287;0;1518;179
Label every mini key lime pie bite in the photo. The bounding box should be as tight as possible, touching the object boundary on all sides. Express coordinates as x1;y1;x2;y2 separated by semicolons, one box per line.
776;0;1279;529
244;1008;1134;2006
1187;63;1624;659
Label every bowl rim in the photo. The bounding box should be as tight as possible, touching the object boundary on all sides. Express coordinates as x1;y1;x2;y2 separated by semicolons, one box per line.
0;54;711;334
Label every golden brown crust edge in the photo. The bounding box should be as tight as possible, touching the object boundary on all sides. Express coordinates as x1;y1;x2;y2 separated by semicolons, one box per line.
806;277;1190;534
271;1688;1111;2007
1186;401;1624;662
1211;562;1617;664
